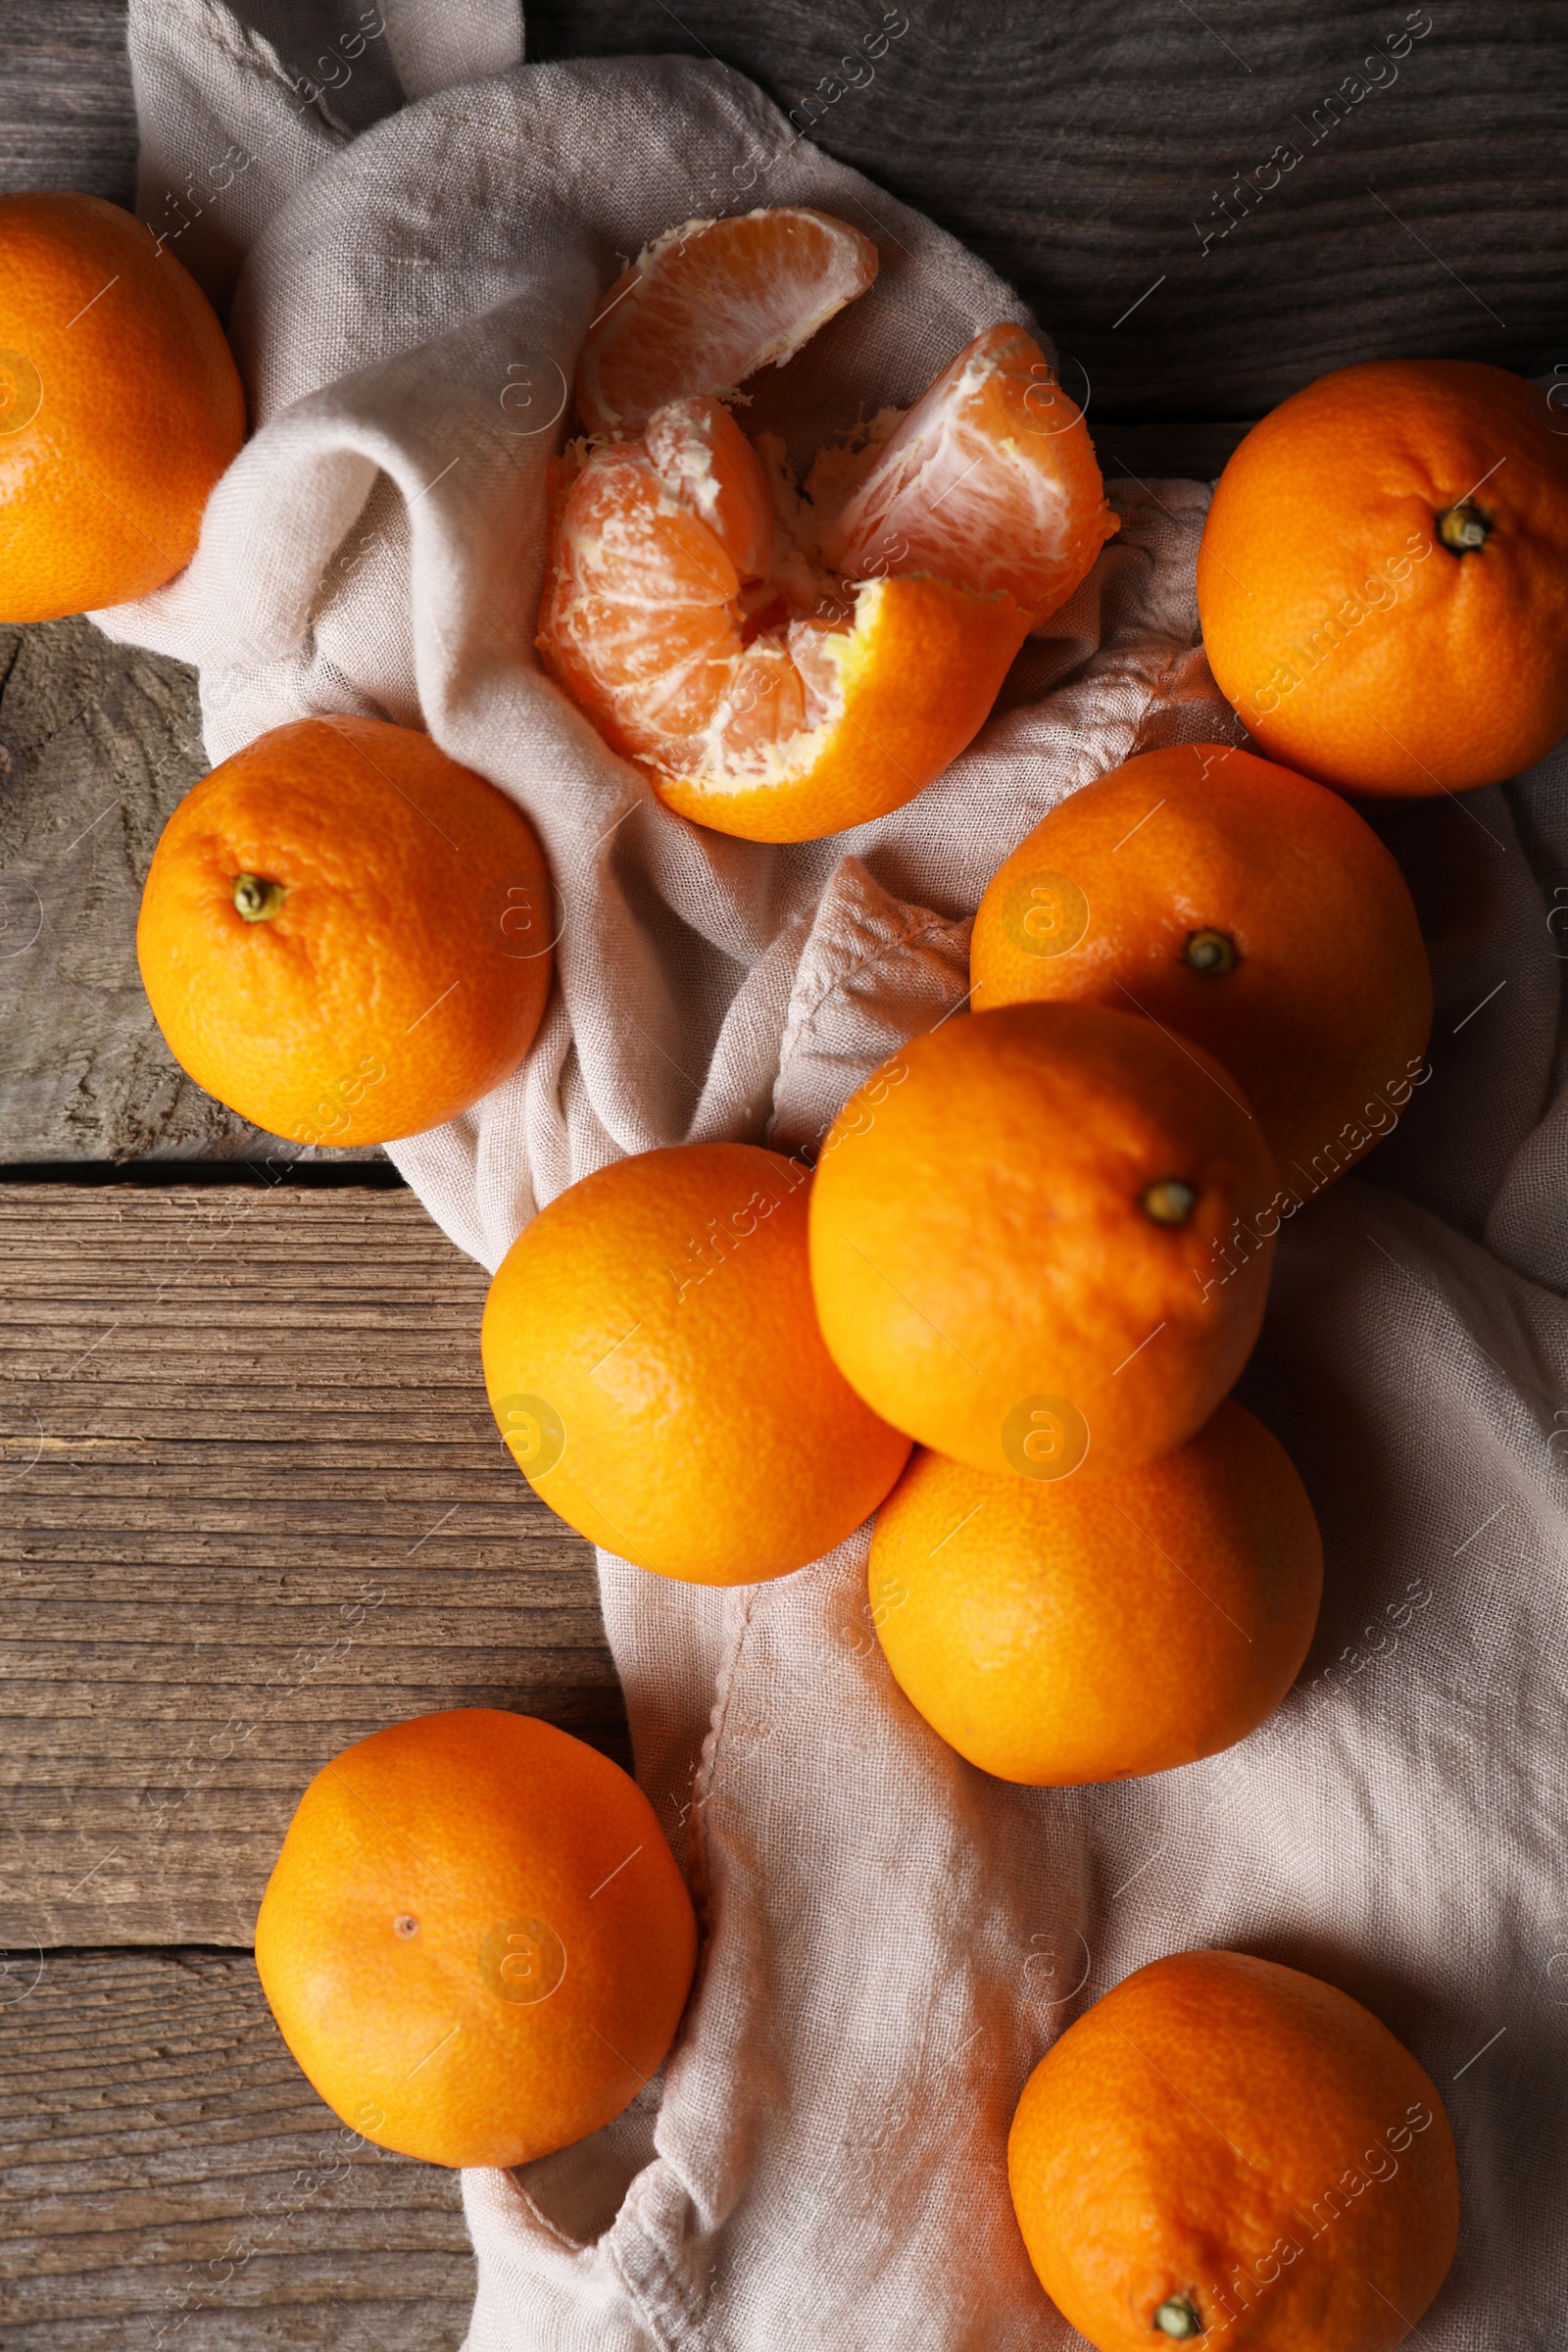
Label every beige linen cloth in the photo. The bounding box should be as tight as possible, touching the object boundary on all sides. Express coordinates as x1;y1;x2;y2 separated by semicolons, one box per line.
99;3;1568;2342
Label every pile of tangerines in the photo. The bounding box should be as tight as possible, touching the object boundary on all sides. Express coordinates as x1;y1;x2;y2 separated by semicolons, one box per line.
9;185;1566;2346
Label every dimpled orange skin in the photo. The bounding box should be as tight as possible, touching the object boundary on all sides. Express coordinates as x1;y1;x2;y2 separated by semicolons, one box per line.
1007;1949;1460;2350
1198;359;1568;795
481;1143;911;1584
0;192;245;621
869;1400;1322;1786
254;1710;697;2170
808;1004;1278;1482
970;743;1433;1191
136;715;554;1147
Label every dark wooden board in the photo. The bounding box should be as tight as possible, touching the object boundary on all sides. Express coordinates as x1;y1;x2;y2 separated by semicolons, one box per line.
0;1946;470;2349
526;0;1568;418
0;1183;614;1948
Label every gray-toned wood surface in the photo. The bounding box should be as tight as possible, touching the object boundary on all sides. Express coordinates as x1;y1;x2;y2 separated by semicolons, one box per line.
525;0;1568;416
0;1182;613;1948
0;1;134;212
0;1947;471;2349
0;618;382;1165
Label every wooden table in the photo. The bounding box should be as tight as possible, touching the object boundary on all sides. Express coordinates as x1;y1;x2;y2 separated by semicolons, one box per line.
0;1181;612;2345
2;4;1564;2342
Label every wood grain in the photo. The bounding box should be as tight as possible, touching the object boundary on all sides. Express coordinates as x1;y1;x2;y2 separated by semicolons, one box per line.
0;1;136;211
0;1946;470;2348
0;1182;614;1947
526;0;1568;417
0;616;386;1165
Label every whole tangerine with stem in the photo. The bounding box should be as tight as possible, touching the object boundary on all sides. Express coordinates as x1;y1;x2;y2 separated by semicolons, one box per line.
969;742;1433;1193
1198;359;1568;795
137;714;554;1148
255;1709;697;2169
1007;1947;1459;2350
869;1399;1322;1786
808;1003;1278;1483
0;191;245;620
481;1141;911;1583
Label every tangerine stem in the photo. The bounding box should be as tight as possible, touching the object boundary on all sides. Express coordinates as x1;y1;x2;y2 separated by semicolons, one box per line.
1152;2294;1203;2339
1142;1178;1199;1228
233;873;285;922
1183;928;1237;976
1436;501;1490;554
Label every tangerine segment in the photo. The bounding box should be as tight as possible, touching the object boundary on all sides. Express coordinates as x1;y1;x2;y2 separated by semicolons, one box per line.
818;324;1119;621
574;207;879;438
538;398;775;764
1198;359;1568;795
969;742;1433;1190
255;1710;697;2170
538;397;1031;842
808;1003;1277;1482
645;391;775;577
481;1143;911;1584
137;715;554;1147
1007;1949;1459;2350
0;192;245;621
870;1402;1322;1786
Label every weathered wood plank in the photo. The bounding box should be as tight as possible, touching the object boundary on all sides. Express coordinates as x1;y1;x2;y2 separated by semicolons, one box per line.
0;1183;614;1947
0;616;386;1164
0;1;136;211
527;0;1568;416
0;1945;471;2348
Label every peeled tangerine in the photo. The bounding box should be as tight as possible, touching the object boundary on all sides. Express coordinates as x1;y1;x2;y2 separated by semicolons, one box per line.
870;1401;1322;1786
539;206;1117;842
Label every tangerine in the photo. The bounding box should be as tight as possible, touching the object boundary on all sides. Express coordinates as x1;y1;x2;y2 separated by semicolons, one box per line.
869;1400;1322;1785
0;191;245;620
1198;359;1568;794
816;321;1118;619
808;1003;1277;1482
538;394;1029;841
1008;1948;1459;2349
481;1142;910;1582
969;742;1433;1191
541;212;1116;841
255;1709;697;2169
137;715;553;1147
